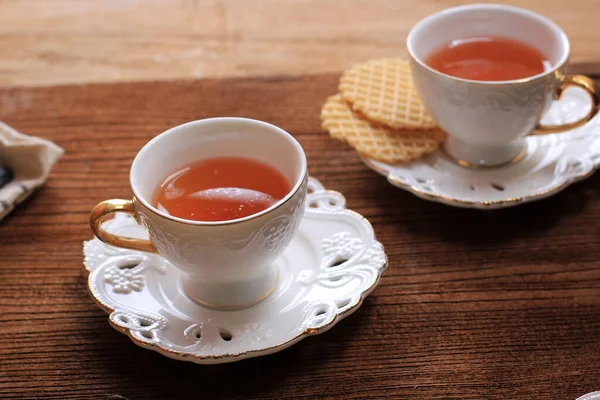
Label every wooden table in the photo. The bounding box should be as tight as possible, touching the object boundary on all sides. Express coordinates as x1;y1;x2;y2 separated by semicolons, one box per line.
1;0;600;87
2;0;600;398
2;70;600;399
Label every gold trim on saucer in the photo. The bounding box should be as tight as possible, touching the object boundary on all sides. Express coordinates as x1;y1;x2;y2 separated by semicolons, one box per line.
83;180;388;363
361;154;598;210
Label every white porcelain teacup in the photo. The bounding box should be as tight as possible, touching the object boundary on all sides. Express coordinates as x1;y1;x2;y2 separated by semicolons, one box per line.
90;118;308;309
408;4;600;167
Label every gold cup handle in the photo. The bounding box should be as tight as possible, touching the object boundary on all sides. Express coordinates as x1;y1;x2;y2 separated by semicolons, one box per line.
90;199;157;253
534;74;600;134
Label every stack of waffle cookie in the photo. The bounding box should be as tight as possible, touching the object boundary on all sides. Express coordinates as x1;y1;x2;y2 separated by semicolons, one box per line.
321;58;446;164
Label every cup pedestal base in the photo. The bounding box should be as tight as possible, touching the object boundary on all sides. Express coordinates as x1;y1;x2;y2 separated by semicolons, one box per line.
444;137;527;168
181;265;279;310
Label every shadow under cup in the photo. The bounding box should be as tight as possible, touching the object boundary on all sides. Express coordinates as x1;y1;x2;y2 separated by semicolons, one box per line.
129;118;308;309
408;4;573;167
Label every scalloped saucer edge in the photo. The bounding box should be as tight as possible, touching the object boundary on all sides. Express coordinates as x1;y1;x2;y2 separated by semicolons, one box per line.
83;177;387;364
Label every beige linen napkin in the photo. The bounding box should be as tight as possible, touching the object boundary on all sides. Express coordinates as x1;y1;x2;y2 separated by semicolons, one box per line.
0;122;64;221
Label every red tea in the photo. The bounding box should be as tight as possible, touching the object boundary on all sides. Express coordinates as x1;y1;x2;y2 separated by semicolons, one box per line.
425;36;550;81
153;156;291;222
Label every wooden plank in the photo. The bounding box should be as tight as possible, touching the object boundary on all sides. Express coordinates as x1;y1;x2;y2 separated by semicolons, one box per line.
1;0;600;87
1;72;600;399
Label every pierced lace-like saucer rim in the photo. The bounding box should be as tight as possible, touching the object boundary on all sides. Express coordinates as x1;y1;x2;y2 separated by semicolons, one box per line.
359;87;600;209
83;177;388;363
361;151;600;210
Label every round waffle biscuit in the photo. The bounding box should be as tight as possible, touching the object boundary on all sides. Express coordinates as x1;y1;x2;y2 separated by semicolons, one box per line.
321;94;444;164
339;58;437;130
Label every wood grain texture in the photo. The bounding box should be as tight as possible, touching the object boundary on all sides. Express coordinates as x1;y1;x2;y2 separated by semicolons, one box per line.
2;70;600;399
1;0;600;87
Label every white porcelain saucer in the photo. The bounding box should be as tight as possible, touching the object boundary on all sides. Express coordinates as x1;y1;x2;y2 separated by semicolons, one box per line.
83;178;387;364
577;392;600;400
363;87;600;209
